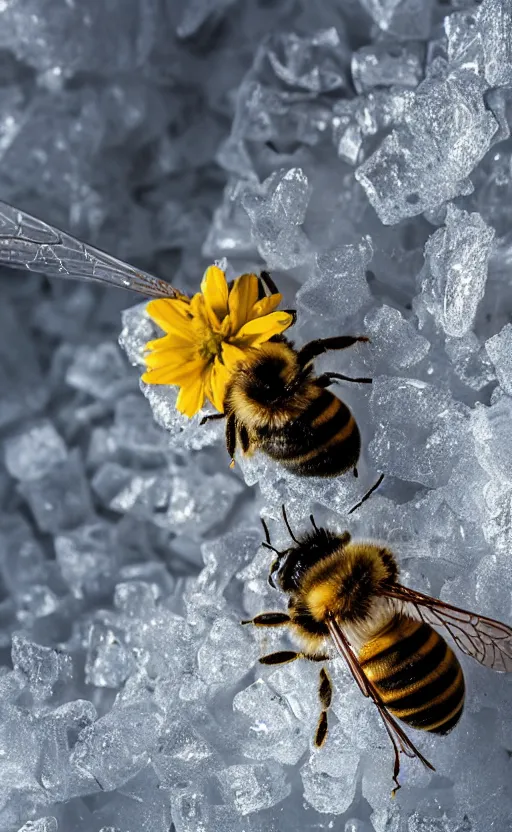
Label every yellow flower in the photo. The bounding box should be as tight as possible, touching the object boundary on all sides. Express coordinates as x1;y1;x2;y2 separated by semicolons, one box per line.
141;265;294;417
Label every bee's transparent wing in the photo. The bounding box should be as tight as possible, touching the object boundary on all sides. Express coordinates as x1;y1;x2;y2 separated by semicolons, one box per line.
382;583;512;673
0;199;178;299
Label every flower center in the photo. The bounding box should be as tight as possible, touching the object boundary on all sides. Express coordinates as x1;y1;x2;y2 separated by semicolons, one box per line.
199;324;224;362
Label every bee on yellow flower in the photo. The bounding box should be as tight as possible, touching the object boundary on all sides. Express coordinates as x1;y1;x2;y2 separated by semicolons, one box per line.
142;265;294;418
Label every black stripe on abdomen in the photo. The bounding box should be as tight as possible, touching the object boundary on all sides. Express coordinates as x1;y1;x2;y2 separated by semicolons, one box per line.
362;620;465;735
263;390;360;477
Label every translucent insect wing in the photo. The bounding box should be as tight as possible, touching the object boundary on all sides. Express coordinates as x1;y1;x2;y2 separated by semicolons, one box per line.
0;199;177;298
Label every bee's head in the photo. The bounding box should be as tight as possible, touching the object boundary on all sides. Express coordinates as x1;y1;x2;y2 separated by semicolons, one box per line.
262;509;350;594
240;341;303;407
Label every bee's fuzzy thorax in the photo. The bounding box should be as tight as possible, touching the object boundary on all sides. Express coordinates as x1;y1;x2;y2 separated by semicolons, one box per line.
299;542;399;624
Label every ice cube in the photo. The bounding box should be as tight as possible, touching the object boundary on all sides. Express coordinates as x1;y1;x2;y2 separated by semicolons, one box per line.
356;66;498;224
471;398;512;484
485;323;512;395
12;634;72;700
54;523;118;598
297;237;372;320
71;702;163;791
85;620;135;688
242;168;313;270
19;451;94;534
301;760;358;815
364;304;430;370
4;422;67;482
419;205;495;338
232;678;307;765
217;762;290;815
351;43;424;94
92;768;172;832
447;0;512;88
170;783;212;832
197;616;258;689
153;718;217;785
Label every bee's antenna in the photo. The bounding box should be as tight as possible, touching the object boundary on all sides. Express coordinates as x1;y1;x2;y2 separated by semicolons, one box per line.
310;514;320;533
348;473;385;515
281;504;299;543
260;517;282;555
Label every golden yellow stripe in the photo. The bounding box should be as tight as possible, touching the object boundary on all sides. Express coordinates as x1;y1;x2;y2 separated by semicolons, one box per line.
379;645;453;704
289;415;355;465
311;396;340;428
419;695;465;732
391;665;464;718
363;629;438;684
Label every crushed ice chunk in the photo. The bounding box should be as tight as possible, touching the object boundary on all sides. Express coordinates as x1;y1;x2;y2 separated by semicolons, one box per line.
419;205;495;338
369;376;469;487
447;0;512;88
485;323;512;395
242;168;313;270
359;0;434;39
19;450;94;534
364;304;430;370
65;342;136;400
351;42;424;94
197;616;258;689
16;819;58;832
54;523;117;598
85;620;135;688
471;399;512;485
12;634;72;700
297;237;372;320
4;422;68;482
217;762;290;815
356;66;498;224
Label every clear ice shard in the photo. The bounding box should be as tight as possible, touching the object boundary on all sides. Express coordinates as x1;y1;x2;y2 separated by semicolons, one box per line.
355;65;498;224
418;205;495;338
485;323;512;395
217;762;291;815
297;237;372;321
4;422;68;482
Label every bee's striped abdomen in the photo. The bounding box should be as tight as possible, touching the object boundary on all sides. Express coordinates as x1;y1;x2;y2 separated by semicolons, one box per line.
261;388;360;477
359;617;465;735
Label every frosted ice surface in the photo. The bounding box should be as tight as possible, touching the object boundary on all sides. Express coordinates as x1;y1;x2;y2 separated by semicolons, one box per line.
12;634;72;700
4;422;67;482
485;323;512;395
54;523;117;598
85;620;135;688
197;616;258;688
356;67;498;224
445;332;496;392
217;762;291;815
447;0;512;88
243;168;313;270
301;761;358;815
351;43;424;94
232;678;307;765
359;0;434;39
16;820;58;832
297;236;372;320
419;205;495;338
364;304;430;370
369;376;469;487
471;399;512;485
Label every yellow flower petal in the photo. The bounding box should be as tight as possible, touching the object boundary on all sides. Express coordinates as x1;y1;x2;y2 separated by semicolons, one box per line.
143;347;196;370
201;265;229;326
206;358;231;412
176;376;206;417
221;341;249;369
146;298;194;338
144;332;196;353
142;356;206;385
228;273;259;333
250;293;283;319
234;310;294;346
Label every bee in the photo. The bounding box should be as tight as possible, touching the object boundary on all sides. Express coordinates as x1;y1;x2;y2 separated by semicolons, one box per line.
202;270;372;478
242;507;512;793
0;200;371;478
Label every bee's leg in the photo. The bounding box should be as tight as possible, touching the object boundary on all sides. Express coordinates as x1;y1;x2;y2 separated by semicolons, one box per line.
238;424;252;454
241;612;291;627
298;336;369;369
259;270;279;296
315;667;333;747
226;413;237;466
200;412;225;425
316;371;372;386
259;650;330;666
